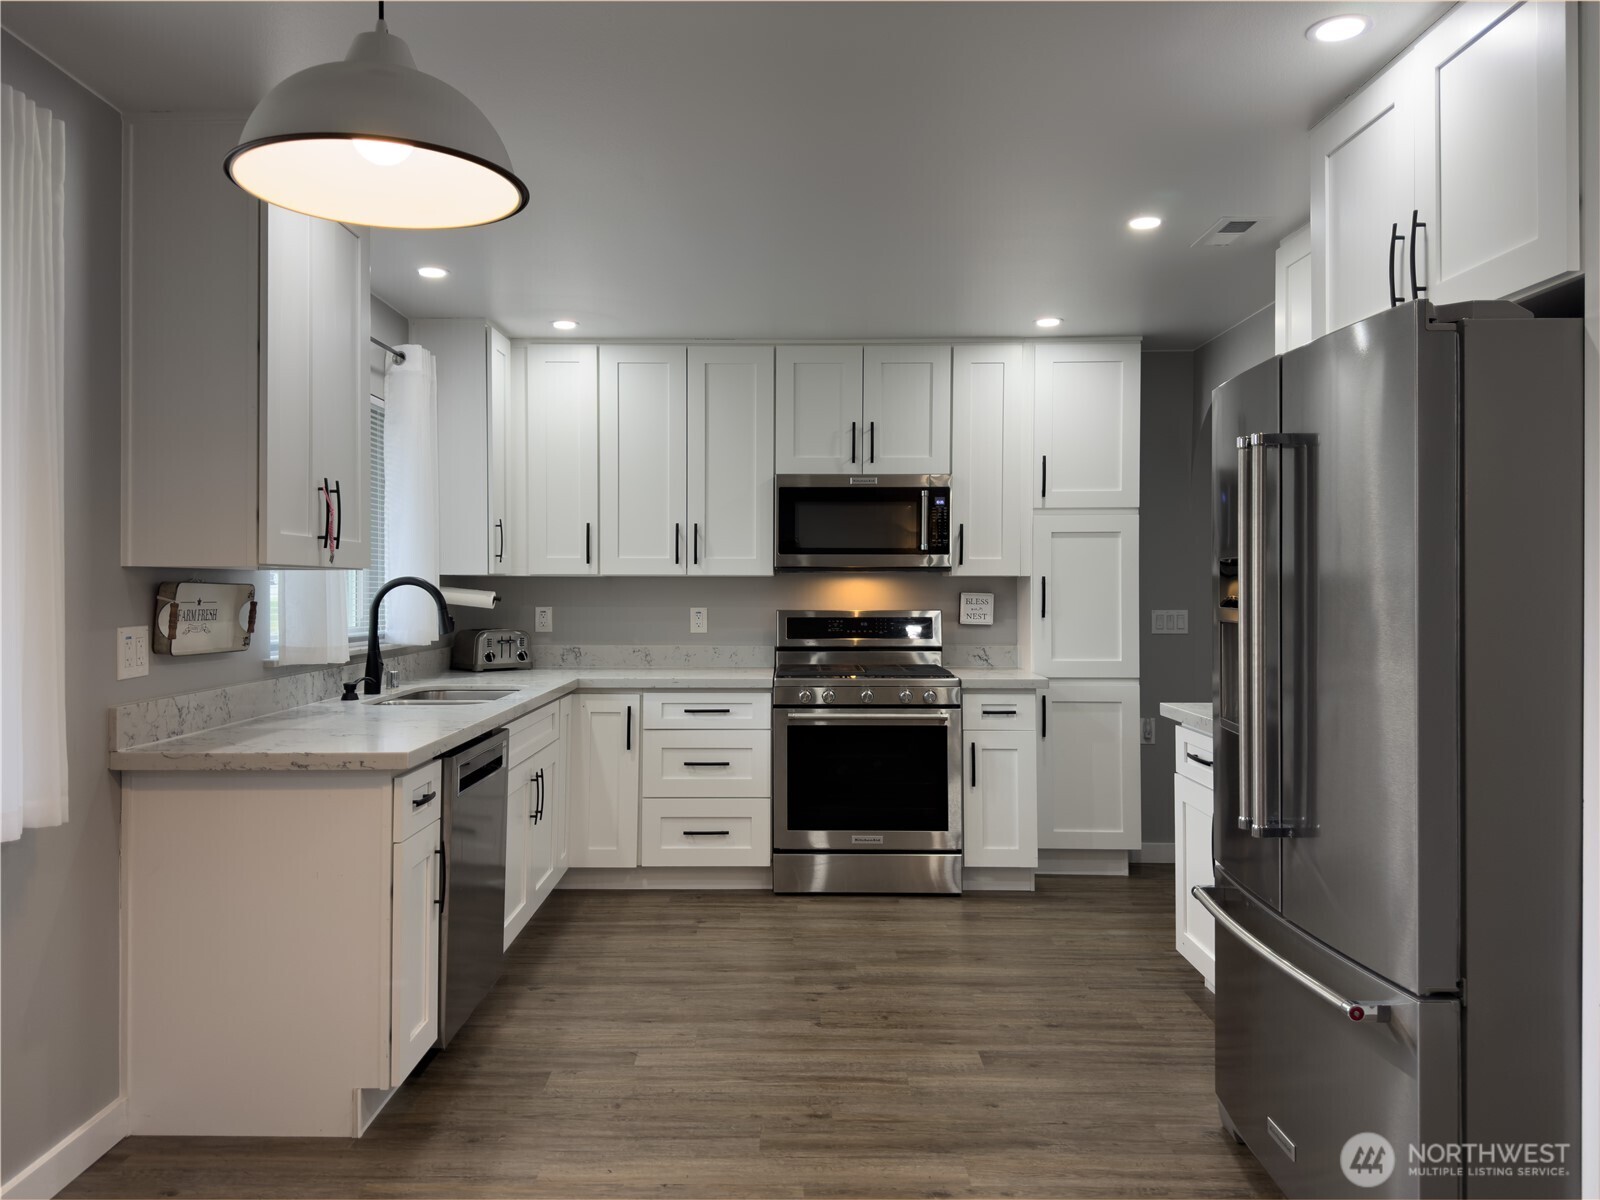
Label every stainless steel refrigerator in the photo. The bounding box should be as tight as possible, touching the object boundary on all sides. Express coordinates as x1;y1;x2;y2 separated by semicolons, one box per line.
1203;300;1583;1198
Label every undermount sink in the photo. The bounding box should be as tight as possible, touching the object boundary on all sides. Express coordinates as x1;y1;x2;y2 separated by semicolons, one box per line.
373;688;518;705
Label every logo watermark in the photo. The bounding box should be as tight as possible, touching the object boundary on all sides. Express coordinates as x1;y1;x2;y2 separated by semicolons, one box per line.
1341;1133;1395;1187
1340;1133;1571;1184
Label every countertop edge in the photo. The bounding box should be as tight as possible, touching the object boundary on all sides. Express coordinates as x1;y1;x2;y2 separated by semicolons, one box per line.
1158;701;1214;735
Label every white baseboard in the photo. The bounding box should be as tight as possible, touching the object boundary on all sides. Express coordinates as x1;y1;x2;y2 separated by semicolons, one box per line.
963;867;1036;892
1;1096;127;1200
559;866;773;890
1035;849;1130;876
1131;842;1176;864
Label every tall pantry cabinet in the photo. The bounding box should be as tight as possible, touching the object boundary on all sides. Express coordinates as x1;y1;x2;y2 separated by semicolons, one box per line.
1029;341;1143;860
122;115;371;570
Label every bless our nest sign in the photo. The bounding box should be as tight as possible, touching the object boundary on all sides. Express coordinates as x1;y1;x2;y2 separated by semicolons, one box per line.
960;592;994;626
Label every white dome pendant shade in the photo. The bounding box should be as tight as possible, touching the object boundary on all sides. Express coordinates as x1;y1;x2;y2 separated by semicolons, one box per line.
225;12;527;229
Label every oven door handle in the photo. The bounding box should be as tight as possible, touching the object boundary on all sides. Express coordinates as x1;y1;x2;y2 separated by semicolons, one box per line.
780;709;953;725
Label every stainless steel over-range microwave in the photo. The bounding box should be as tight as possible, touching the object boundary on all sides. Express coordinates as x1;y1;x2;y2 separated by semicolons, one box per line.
774;475;952;571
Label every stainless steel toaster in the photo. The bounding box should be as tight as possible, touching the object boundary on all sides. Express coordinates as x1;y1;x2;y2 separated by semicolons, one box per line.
451;628;532;671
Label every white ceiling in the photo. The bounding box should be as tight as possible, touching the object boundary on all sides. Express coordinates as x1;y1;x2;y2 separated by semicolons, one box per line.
4;1;1448;349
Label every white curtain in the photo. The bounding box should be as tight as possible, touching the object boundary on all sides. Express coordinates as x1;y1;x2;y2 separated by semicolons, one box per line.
384;345;441;646
1;86;68;842
276;570;352;666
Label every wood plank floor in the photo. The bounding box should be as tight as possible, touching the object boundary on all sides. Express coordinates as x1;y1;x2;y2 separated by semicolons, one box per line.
66;869;1279;1199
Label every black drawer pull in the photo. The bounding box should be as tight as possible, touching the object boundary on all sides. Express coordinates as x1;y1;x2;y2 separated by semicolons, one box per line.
982;708;1017;717
683;760;731;768
683;708;732;715
413;790;437;808
1185;751;1214;769
683;829;730;837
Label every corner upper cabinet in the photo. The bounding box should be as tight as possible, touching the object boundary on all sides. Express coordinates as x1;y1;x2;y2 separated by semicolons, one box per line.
861;346;951;473
123;116;371;569
524;344;600;576
951;344;1027;575
688;346;774;576
600;346;688;576
776;346;863;473
1033;342;1140;509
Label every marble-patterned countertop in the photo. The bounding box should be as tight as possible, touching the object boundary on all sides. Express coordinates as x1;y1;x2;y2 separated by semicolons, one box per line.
1159;701;1213;736
952;669;1050;690
110;669;774;773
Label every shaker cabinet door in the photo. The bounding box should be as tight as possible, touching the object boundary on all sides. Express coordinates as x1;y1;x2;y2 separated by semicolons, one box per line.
775;346;863;473
568;694;642;868
688;346;774;576
861;345;951;473
1031;514;1140;679
951;344;1027;575
525;344;600;576
1039;681;1141;851
1033;342;1140;508
390;818;441;1086
964;730;1038;868
600;346;688;576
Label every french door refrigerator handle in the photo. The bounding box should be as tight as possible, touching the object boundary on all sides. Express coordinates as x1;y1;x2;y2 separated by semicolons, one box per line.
1236;436;1255;834
1192;887;1389;1023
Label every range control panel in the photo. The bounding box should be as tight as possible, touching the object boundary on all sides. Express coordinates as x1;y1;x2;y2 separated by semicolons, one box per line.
451;628;532;672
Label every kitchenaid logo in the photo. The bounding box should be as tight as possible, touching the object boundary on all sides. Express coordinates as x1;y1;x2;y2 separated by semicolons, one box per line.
1342;1133;1572;1184
848;477;879;485
851;834;885;844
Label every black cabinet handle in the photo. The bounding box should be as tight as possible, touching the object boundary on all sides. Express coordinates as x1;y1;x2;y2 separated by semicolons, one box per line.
1388;222;1405;307
982;708;1017;718
625;705;632;751
413;789;437;809
683;829;730;837
674;522;681;565
1041;694;1047;737
495;519;505;563
1408;209;1427;299
1040;456;1047;499
585;522;592;565
332;479;342;551
970;742;977;788
435;846;446;908
693;522;699;565
869;420;876;463
957;524;964;567
1040;576;1047;619
683;708;731;715
1186;751;1214;769
850;420;857;464
683;760;731;768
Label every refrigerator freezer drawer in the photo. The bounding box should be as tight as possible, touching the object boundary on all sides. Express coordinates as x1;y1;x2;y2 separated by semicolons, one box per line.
1212;887;1459;1199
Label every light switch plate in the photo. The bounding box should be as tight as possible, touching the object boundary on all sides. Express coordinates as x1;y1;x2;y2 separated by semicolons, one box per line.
689;607;708;635
1151;609;1189;635
118;626;149;680
534;607;553;633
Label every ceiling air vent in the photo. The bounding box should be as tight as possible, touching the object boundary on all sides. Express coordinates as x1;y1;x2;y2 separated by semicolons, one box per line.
1192;217;1259;248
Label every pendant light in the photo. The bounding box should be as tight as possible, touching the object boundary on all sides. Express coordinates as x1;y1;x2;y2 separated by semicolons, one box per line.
225;3;527;229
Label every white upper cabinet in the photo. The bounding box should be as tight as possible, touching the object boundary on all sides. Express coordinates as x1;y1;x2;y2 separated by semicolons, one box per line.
1309;60;1420;337
688;346;774;576
123;117;371;570
1409;1;1579;305
1274;225;1314;355
951;344;1027;575
861;345;952;473
486;328;519;575
776;346;864;473
524;344;600;576
1033;342;1141;509
600;345;688;576
1032;513;1139;679
1310;1;1578;334
1040;680;1142;851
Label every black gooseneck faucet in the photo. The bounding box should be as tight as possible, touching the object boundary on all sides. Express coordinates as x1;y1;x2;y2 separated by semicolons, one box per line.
364;576;454;695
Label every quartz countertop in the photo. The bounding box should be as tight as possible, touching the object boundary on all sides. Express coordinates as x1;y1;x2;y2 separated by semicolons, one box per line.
109;669;774;773
952;669;1050;690
1159;701;1213;736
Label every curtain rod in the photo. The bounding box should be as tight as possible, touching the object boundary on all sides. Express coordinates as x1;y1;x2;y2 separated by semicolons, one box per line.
371;336;406;364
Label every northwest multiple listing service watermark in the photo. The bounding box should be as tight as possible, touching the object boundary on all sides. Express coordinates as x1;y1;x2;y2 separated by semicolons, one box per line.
1340;1132;1572;1188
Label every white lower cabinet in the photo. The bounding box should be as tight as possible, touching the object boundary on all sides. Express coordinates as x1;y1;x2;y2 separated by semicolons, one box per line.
640;797;771;867
390;817;442;1086
1038;681;1142;850
568;694;642;868
504;702;567;948
1172;726;1216;988
963;730;1039;869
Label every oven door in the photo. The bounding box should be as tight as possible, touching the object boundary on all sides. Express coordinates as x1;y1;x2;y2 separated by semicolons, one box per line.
774;708;961;851
774;476;951;570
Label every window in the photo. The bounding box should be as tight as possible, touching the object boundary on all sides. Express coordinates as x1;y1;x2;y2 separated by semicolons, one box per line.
266;394;386;655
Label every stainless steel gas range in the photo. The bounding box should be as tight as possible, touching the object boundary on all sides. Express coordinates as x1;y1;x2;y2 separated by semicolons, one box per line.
771;610;962;894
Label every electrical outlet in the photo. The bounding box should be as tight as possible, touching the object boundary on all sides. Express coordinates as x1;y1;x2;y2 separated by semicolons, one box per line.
534;607;553;633
689;607;708;635
1151;609;1189;635
117;626;149;680
1141;717;1155;745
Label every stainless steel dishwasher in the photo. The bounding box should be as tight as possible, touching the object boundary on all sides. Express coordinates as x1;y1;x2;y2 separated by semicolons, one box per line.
438;729;509;1048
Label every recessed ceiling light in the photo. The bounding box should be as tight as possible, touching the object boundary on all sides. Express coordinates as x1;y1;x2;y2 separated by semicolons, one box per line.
551;319;578;331
417;266;448;279
1035;317;1062;329
1307;14;1371;43
1128;215;1162;231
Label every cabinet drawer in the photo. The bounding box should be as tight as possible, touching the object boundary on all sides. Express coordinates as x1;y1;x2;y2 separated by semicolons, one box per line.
1174;725;1214;789
641;730;771;798
508;701;560;766
392;760;443;843
639;797;771;867
643;692;771;730
962;692;1037;732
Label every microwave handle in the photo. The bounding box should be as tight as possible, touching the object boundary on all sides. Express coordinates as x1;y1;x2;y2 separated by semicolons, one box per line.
919;489;929;552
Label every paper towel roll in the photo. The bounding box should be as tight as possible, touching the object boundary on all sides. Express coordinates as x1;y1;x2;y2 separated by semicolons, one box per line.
441;586;500;610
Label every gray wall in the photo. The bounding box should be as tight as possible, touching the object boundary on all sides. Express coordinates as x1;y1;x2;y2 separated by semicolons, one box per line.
0;33;413;1179
448;574;1019;655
